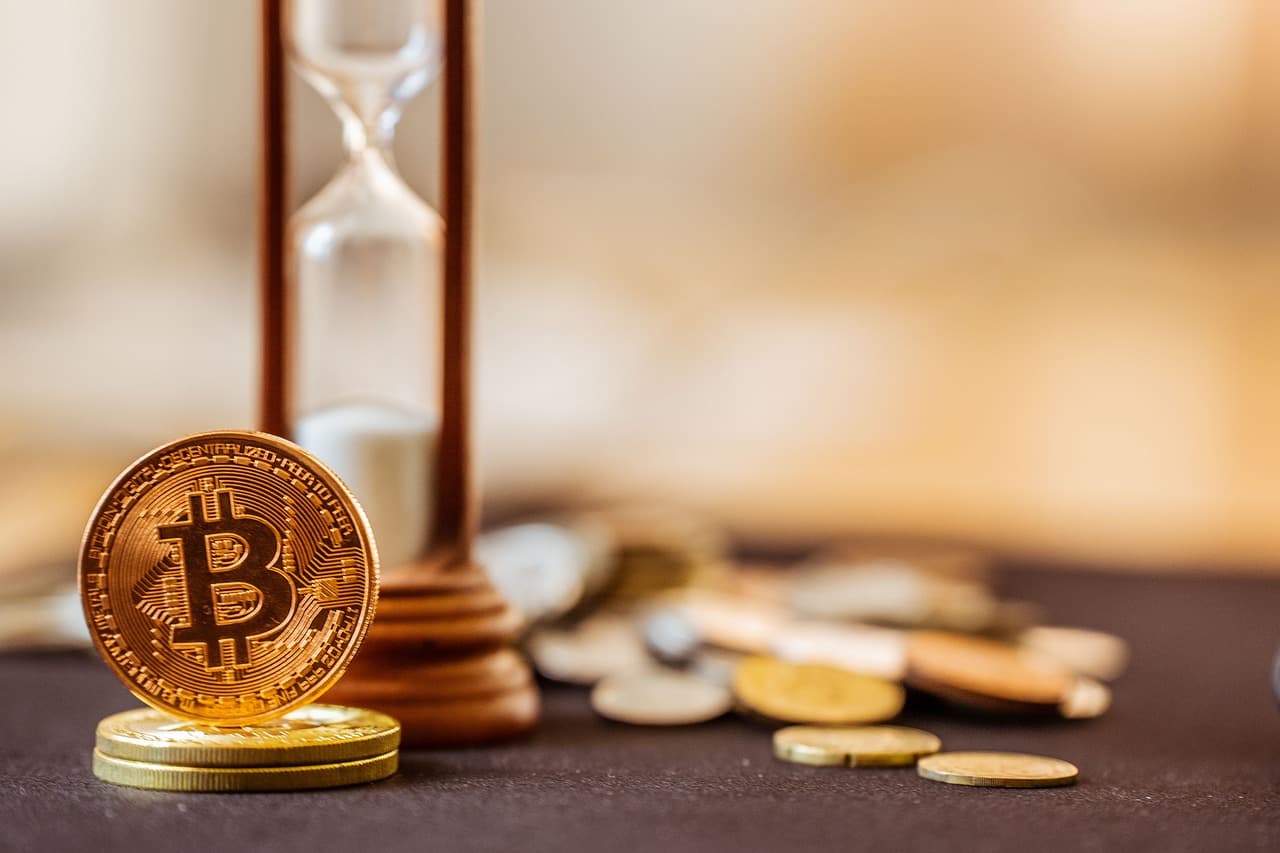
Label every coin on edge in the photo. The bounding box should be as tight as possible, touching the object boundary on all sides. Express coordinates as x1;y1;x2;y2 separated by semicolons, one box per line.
917;751;1078;788
92;749;398;792
95;705;400;767
733;656;905;725
79;430;380;726
774;725;941;767
591;669;733;725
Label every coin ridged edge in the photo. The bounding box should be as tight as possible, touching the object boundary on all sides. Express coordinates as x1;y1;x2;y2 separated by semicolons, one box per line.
91;748;398;792
94;707;401;767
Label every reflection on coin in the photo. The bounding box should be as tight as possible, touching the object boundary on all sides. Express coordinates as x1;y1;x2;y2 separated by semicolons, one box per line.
733;656;905;725
95;705;400;767
774;725;941;767
770;621;907;681
591;670;732;725
907;631;1074;706
79;431;379;726
917;751;1078;788
1059;677;1112;720
1020;626;1129;682
92;749;398;792
526;614;650;684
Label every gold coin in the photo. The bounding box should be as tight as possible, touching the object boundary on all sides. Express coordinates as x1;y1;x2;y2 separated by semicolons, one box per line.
95;704;399;767
917;751;1078;788
79;431;379;726
733;656;905;725
906;631;1074;706
773;725;941;767
92;749;398;792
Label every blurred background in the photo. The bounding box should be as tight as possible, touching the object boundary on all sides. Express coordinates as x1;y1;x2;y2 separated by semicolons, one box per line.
2;0;1279;623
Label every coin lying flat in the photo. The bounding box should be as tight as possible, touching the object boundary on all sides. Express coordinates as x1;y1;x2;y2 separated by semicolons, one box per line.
733;656;905;725
526;614;650;684
1020;626;1129;682
1059;677;1112;720
95;705;400;767
917;751;1078;788
79;431;379;726
770;621;907;681
774;725;941;767
591;669;733;725
92;749;398;792
906;631;1074;707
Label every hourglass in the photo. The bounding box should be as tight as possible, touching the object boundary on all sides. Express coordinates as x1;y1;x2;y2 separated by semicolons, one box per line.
258;0;538;745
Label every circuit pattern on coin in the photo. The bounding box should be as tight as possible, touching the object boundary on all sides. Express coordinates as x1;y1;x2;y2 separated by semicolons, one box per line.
80;431;378;725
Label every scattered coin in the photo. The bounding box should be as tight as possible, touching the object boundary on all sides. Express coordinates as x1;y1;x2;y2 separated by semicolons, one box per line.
591;669;733;725
655;591;790;654
688;647;747;688
78;431;379;726
733;656;905;725
91;749;398;792
773;725;942;767
95;705;400;767
1020;626;1129;681
526;614;650;684
916;751;1078;788
1059;677;1112;720
478;522;590;627
906;631;1074;707
770;621;907;681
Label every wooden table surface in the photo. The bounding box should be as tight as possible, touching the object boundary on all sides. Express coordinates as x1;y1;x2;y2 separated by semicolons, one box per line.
3;568;1278;853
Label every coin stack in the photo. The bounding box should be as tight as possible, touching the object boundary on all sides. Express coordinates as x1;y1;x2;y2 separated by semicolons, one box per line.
79;431;399;791
487;513;1124;786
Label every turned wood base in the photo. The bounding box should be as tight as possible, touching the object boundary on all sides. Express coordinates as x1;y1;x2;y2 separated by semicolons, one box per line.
327;554;540;748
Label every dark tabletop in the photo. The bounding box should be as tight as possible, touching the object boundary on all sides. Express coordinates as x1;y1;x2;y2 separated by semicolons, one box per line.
3;568;1279;853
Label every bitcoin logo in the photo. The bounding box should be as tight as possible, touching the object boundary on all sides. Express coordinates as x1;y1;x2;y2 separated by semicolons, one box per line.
80;431;379;725
158;489;295;671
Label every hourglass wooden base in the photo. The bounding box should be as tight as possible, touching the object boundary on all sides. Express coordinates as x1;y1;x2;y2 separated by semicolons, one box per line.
324;552;540;747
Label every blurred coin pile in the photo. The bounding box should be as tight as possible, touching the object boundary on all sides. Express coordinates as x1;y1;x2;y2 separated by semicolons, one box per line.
484;508;1124;782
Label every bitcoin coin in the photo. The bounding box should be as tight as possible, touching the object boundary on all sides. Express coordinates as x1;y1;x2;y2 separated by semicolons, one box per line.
92;749;398;792
733;656;905;725
906;631;1074;707
591;669;732;725
773;725;941;767
79;431;379;725
95;704;399;767
916;751;1078;788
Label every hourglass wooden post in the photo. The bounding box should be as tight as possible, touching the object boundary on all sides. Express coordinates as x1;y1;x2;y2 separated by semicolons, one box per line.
258;0;539;746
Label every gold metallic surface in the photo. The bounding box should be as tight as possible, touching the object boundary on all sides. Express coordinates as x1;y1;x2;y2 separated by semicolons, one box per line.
916;751;1078;787
95;705;399;767
79;431;379;725
733;656;904;725
773;725;941;767
91;748;398;792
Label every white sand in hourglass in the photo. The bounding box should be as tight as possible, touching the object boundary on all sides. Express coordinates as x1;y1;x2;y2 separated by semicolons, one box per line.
295;402;438;573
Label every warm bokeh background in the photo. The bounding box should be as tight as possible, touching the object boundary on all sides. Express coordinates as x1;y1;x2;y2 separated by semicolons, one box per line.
2;0;1278;588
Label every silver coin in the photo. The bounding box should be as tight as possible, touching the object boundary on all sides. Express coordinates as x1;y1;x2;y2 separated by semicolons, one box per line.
770;621;907;681
1059;676;1112;720
526;614;651;685
591;669;732;725
1020;626;1129;681
478;522;591;627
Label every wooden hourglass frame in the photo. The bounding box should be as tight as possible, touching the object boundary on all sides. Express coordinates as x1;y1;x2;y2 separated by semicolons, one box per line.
256;0;538;746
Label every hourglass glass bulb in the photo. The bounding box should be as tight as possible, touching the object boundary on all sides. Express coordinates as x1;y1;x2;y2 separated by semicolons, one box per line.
285;0;445;574
289;0;442;150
